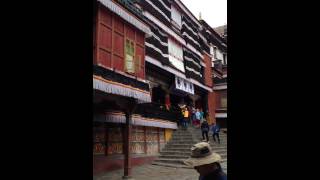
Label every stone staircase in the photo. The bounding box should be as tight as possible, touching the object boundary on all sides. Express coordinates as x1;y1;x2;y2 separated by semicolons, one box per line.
152;127;227;173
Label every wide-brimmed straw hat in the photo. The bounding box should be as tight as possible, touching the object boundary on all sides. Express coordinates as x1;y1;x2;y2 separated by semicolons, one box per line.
184;142;221;167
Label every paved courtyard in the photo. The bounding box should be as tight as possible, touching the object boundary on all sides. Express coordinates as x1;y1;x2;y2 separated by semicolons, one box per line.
93;164;199;180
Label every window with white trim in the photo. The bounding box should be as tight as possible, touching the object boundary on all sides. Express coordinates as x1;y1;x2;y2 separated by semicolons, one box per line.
171;5;182;28
221;96;227;108
223;53;227;65
216;48;223;61
210;45;217;59
220;92;227;108
125;39;135;73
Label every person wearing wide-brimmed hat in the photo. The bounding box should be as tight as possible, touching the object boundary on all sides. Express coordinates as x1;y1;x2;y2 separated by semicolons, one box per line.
184;142;227;180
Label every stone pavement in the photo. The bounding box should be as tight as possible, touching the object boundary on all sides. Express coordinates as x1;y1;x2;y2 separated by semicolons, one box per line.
93;164;199;180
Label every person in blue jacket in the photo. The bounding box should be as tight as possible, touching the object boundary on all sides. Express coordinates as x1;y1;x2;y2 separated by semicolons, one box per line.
211;123;221;144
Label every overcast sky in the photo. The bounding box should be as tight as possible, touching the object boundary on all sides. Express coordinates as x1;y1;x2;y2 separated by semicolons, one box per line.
180;0;227;28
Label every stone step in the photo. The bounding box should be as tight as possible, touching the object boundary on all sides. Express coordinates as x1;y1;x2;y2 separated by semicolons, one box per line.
211;147;227;151
193;138;228;141
165;147;191;150
172;134;192;136
171;138;194;141
193;136;227;140
212;150;227;154
212;143;227;146
171;135;193;137
191;134;227;137
191;131;227;135
152;162;227;172
159;153;227;160
184;142;226;148
160;151;191;156
162;148;226;154
165;144;193;148
210;144;227;148
154;158;228;165
219;154;227;159
160;149;226;155
173;131;191;134
196;134;228;137
171;134;190;136
193;138;227;141
209;142;228;148
172;134;191;136
167;143;196;146
169;140;194;143
172;131;192;134
166;143;196;146
195;135;227;137
167;141;197;144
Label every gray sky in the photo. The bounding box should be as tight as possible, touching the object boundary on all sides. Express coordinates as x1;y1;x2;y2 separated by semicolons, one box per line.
180;0;227;28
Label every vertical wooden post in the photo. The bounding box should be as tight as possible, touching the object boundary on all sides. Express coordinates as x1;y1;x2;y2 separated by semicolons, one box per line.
157;128;160;153
122;98;136;180
123;111;132;179
144;126;147;154
105;124;108;156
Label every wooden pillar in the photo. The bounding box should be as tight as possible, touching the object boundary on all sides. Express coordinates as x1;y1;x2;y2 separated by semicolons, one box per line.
122;98;136;180
165;93;171;110
105;125;109;156
144;126;147;154
157;127;160;152
123;111;133;179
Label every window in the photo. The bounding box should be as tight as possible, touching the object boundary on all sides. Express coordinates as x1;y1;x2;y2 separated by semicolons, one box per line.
220;93;227;108
125;39;135;73
221;97;227;108
210;46;217;59
171;6;181;28
216;48;223;61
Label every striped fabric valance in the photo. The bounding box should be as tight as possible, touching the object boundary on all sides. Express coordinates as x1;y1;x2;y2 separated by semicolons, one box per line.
93;76;152;103
98;0;151;35
93;65;152;103
181;16;201;52
145;25;170;66
94;112;178;129
140;0;171;26
199;30;210;54
183;48;203;83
